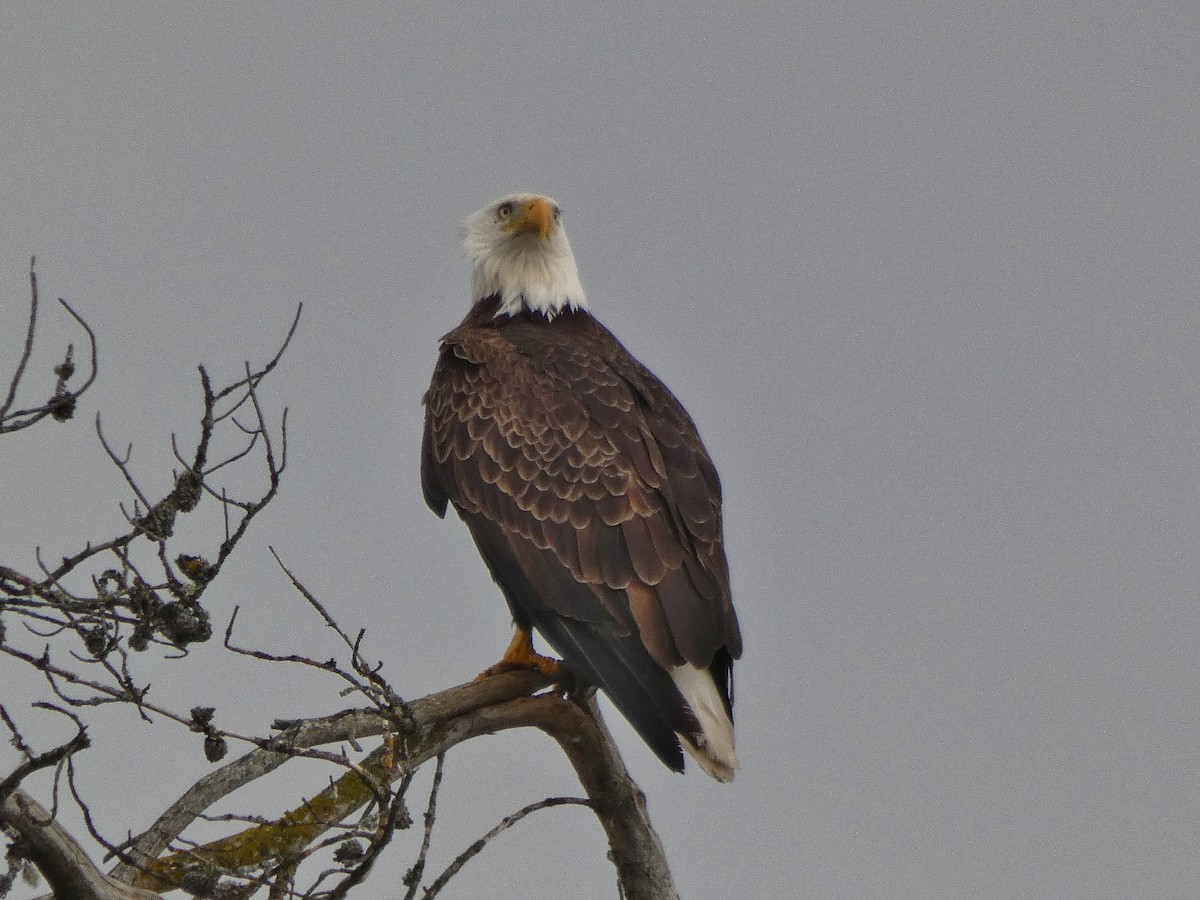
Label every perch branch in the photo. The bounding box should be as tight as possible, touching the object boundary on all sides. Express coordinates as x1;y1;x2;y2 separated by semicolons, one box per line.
113;671;549;888
471;692;680;900
124;673;679;900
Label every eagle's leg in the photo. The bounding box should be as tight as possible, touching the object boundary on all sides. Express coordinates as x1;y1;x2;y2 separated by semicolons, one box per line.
477;626;563;680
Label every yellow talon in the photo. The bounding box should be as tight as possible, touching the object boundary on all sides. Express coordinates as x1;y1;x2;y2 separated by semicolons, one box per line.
477;627;563;680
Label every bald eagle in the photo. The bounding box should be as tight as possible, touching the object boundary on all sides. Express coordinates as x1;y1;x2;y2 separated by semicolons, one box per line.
421;194;742;780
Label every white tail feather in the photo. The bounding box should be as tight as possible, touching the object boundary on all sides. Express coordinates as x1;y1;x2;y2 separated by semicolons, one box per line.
671;665;738;782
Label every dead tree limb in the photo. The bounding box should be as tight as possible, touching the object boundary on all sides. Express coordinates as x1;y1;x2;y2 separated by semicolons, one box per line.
123;672;679;900
111;671;548;886
1;789;160;900
472;692;680;900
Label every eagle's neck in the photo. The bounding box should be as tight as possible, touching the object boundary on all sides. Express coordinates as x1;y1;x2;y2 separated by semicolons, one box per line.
469;244;587;320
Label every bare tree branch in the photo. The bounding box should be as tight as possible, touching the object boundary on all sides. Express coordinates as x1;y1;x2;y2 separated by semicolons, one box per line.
121;673;679;900
0;261;98;434
115;671;550;889
401;753;444;900
1;789;160;900
0;704;89;804
507;693;681;900
421;796;592;899
0;261;43;423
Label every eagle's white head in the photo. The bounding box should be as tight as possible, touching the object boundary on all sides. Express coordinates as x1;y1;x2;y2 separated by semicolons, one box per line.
462;193;587;318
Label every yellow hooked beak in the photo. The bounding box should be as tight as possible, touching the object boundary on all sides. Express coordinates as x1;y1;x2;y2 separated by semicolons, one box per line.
503;197;556;240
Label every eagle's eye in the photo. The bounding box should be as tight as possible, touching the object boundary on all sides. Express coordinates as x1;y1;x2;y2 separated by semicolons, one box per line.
497;202;514;220
552;206;561;223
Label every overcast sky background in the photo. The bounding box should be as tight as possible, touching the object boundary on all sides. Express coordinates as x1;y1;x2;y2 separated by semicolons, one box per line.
2;3;1199;898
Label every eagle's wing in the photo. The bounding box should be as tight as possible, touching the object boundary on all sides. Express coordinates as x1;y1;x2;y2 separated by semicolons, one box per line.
421;318;739;771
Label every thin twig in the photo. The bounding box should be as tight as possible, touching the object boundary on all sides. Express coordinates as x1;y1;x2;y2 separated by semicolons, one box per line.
402;754;445;900
0;263;99;433
422;797;593;899
0;704;89;803
0;260;40;421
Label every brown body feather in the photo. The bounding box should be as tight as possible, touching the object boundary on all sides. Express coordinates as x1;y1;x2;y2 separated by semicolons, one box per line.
422;295;742;773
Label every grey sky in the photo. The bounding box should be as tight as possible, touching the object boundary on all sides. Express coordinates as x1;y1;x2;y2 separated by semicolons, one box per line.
3;3;1199;898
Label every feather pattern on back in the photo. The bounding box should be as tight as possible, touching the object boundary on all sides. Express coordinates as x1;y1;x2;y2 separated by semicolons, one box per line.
422;294;741;778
